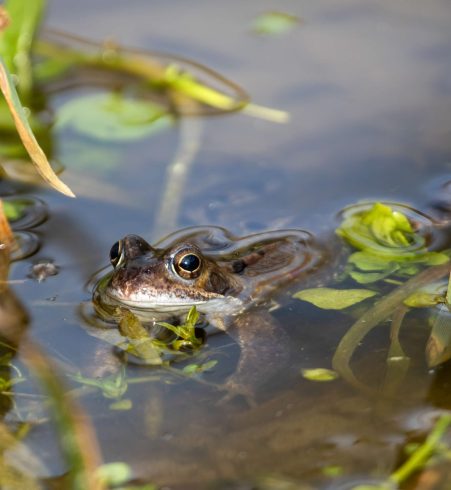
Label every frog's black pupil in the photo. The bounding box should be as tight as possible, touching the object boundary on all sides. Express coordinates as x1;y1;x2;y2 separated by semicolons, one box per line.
110;241;121;266
179;254;200;272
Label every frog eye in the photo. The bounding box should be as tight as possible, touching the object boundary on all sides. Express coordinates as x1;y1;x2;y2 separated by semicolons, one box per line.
174;252;202;279
109;240;124;268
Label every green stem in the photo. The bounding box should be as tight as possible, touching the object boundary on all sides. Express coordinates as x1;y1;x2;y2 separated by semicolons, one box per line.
35;35;248;113
332;262;451;392
390;414;451;485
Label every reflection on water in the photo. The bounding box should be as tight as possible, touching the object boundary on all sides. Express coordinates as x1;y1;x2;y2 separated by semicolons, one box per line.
1;0;451;488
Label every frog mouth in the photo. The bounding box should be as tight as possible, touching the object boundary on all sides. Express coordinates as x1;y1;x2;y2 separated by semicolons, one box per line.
104;290;210;310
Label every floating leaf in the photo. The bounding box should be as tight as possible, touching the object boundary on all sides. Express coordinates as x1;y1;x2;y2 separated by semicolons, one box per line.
294;287;377;310
0;56;74;197
55;92;173;142
301;368;339;382
251;11;300;36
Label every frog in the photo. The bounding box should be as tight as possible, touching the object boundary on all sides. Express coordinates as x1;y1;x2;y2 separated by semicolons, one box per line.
92;226;324;401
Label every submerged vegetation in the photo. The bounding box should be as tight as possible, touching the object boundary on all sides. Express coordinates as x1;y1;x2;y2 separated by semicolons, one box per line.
296;202;451;383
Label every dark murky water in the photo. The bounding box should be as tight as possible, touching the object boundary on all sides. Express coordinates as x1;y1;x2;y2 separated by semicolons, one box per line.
3;0;451;488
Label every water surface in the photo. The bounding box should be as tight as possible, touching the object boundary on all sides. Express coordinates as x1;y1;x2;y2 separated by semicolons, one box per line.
5;0;451;488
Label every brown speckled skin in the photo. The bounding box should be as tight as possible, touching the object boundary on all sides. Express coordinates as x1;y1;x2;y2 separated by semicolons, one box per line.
108;235;243;304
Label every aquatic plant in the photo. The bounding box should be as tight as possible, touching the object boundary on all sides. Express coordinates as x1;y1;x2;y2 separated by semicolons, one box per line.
295;201;451;392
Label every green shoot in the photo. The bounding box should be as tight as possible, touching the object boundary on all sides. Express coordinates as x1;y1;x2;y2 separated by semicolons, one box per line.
158;306;203;351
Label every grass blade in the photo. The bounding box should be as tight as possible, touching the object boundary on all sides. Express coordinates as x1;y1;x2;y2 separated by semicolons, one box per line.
22;340;105;490
0;56;75;197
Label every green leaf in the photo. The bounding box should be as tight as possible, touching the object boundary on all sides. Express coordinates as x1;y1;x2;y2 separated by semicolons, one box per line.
301;368;339;382
55;92;173;142
182;360;217;375
293;287;377;310
337;202;425;258
399;264;420;276
338;202;450;286
403;280;447;308
349;269;396;284
158;306;202;351
185;305;199;329
251;11;300;36
2;199;28;221
69;369;128;399
96;462;132;486
0;0;46;101
348;251;398;272
361;202;413;247
419;252;450;266
403;292;441;308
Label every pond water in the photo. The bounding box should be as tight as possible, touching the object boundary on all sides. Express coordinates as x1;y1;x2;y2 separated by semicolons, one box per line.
3;0;451;488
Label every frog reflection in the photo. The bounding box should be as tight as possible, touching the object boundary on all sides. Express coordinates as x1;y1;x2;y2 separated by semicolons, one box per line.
93;226;324;399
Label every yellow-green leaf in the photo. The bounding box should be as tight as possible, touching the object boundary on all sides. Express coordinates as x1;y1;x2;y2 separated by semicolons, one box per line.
96;462;131;486
301;368;339;382
403;292;441;308
348;251;397;271
293;287;377;310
